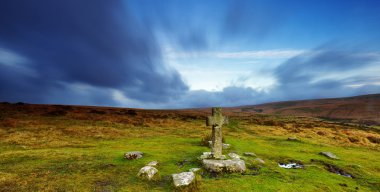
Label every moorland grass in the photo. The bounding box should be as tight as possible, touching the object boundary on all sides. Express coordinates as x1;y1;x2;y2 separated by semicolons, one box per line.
0;104;379;191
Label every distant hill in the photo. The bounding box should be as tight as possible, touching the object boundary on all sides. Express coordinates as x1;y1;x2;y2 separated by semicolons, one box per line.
231;94;380;125
1;93;379;126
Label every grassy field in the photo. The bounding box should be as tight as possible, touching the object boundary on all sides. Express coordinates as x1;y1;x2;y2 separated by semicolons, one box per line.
0;103;379;191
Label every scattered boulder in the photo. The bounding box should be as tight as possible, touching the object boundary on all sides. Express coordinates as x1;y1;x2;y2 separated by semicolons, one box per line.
124;151;143;160
254;158;265;164
137;166;158;180
172;172;195;187
202;159;246;173
319;152;339;160
228;152;240;160
243;152;257;157
146;161;159;167
189;168;201;173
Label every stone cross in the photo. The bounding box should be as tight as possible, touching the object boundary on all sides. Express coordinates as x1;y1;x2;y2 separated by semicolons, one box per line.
206;107;228;159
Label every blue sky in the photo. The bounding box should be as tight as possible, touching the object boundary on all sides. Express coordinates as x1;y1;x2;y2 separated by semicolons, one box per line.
0;0;380;108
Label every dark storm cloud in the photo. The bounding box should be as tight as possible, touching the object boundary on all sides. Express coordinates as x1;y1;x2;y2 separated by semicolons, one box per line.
0;0;187;104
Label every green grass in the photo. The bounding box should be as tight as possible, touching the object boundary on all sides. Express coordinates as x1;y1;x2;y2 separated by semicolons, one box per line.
0;107;379;191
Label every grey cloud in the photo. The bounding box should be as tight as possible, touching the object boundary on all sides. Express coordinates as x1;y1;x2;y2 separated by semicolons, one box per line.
0;0;188;104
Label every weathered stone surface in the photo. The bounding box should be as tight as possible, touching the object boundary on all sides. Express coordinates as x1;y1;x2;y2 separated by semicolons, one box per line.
124;151;143;160
137;166;158;180
254;158;265;164
202;159;246;173
189;168;201;173
228;152;240;160
320;152;339;159
146;161;159;167
206;107;228;159
208;141;231;149
243;152;257;157
198;152;226;160
172;172;195;187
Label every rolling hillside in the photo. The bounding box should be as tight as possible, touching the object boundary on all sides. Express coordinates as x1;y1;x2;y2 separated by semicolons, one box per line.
234;94;380;125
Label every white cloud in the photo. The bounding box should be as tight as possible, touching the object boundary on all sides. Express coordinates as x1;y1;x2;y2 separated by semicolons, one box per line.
165;49;306;59
214;49;306;59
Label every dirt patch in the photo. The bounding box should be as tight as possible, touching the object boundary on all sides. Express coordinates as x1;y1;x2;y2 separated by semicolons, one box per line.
324;164;354;178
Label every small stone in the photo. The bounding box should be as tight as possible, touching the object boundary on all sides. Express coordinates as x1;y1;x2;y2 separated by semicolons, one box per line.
287;137;298;141
137;166;158;180
228;152;240;159
124;151;143;160
254;158;265;164
202;159;246;173
319;152;339;159
243;152;256;157
222;143;231;149
172;172;195;187
189;168;201;173
198;152;212;160
146;161;159;167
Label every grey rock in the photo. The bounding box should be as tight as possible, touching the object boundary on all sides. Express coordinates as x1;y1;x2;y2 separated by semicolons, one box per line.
189;168;201;173
228;152;240;160
172;172;195;187
146;161;159;167
124;151;143;160
320;152;339;159
254;158;265;164
198;152;212;160
243;152;257;157
198;152;226;160
137;166;158;180
202;159;246;173
222;143;231;149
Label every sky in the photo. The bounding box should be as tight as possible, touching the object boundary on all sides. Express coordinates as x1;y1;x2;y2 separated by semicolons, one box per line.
0;0;380;108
